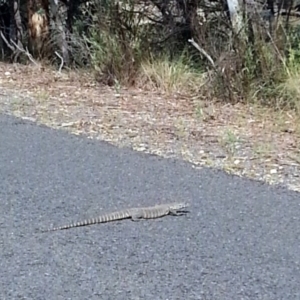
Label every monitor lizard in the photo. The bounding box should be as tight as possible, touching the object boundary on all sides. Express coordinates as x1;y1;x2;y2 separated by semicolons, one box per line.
42;202;189;232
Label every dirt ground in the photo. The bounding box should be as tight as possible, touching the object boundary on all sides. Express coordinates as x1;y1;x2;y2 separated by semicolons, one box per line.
0;62;299;192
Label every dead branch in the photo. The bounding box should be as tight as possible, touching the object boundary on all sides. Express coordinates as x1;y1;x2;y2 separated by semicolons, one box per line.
10;39;39;66
188;38;216;69
55;51;64;72
0;31;15;51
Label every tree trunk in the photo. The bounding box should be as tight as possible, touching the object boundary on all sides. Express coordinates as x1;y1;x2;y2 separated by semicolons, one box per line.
27;0;50;58
49;0;70;66
8;0;24;61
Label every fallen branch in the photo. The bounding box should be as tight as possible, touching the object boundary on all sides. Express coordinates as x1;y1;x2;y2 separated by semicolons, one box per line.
188;38;234;102
0;30;15;51
188;38;216;69
55;51;64;73
9;39;39;66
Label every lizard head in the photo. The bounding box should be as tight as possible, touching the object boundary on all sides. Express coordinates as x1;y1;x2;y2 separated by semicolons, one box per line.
170;202;189;210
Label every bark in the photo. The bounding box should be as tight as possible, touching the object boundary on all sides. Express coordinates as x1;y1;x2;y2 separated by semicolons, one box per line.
27;0;50;58
226;0;244;35
7;1;22;61
49;0;70;65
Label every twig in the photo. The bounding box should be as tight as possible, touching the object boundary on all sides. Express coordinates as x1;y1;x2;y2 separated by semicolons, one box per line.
9;39;39;66
188;38;234;102
55;51;64;72
188;38;216;69
0;30;15;51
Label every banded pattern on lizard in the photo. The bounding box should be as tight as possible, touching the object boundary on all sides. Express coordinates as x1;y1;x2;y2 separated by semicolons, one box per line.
43;202;189;232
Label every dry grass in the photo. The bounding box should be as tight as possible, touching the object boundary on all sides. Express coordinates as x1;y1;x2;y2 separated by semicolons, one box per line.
139;56;205;94
279;71;300;111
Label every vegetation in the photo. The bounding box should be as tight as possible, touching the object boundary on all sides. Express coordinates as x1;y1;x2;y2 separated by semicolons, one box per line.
1;0;300;110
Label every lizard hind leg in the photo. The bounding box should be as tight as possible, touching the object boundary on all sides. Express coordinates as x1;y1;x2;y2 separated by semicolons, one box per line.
130;211;143;221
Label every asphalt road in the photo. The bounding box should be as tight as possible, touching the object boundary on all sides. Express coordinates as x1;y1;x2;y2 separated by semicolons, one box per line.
0;113;300;300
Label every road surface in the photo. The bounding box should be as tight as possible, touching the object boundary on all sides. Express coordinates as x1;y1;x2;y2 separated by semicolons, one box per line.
0;113;299;299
